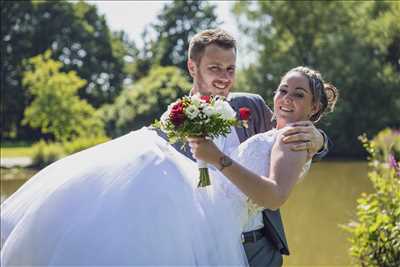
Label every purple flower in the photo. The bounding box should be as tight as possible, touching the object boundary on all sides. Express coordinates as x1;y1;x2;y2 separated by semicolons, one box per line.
389;154;397;168
388;153;400;177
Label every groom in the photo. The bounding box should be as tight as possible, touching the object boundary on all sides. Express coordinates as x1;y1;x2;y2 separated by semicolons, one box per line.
158;29;328;266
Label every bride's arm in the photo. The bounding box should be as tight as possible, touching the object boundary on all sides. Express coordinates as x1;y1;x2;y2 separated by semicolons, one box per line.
188;135;307;210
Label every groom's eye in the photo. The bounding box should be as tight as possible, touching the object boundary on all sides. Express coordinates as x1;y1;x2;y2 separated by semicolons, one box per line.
209;66;219;72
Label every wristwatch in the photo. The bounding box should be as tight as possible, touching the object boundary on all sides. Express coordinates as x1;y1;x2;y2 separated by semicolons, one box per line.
219;155;233;171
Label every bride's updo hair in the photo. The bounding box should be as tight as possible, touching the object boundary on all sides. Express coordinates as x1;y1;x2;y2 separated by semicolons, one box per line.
283;66;338;122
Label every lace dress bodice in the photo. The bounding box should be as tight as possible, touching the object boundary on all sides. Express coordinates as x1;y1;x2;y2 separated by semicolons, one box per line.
212;128;309;230
211;129;279;229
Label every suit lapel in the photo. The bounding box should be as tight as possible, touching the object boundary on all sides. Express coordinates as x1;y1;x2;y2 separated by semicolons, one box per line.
234;124;247;143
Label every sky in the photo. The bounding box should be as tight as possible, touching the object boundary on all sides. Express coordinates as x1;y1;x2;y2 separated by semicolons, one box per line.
90;1;239;47
89;1;250;66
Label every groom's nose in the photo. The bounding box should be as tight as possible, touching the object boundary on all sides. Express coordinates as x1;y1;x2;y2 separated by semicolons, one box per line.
218;71;232;82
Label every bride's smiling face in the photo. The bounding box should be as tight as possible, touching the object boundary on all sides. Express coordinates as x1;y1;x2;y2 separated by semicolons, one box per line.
273;71;318;128
188;44;236;97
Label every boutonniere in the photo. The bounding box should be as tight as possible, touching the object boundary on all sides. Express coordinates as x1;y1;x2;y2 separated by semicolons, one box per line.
239;107;251;128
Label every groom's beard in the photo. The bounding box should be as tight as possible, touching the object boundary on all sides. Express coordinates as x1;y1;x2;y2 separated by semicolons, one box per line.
194;69;232;97
193;70;212;96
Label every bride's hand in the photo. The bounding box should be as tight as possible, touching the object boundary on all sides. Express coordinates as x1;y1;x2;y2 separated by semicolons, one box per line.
187;137;224;165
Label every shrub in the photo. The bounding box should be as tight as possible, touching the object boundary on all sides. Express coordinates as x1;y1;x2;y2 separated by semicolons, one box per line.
31;140;65;168
63;135;109;155
343;128;400;267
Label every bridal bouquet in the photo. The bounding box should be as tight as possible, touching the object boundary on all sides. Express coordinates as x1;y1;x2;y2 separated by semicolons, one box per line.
153;94;250;187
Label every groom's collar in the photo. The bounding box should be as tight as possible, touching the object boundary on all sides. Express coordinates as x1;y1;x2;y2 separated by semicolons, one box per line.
225;93;233;102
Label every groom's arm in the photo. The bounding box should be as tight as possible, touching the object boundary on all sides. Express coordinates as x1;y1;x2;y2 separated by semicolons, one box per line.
313;130;330;160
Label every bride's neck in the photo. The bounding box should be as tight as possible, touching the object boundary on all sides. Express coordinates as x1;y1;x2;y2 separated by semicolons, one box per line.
275;119;287;130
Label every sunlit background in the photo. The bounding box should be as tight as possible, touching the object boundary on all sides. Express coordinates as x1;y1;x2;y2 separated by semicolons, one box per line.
2;1;399;266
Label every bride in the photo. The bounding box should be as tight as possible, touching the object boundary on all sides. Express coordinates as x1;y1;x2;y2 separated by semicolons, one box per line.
0;66;337;266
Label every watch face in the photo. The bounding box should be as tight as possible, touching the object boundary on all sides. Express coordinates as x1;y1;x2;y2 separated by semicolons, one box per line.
221;155;232;167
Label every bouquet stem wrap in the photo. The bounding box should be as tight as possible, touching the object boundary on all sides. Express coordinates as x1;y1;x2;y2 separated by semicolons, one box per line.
197;159;210;187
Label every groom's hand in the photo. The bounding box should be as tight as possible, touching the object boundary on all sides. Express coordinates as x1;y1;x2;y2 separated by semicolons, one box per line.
280;121;324;158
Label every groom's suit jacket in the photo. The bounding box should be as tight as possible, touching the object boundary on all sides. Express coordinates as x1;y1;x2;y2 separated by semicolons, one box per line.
155;92;290;256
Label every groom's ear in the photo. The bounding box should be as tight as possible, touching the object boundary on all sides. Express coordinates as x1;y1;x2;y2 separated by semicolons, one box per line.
187;59;196;78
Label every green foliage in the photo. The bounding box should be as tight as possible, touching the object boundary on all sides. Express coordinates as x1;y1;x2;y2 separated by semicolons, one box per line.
2;0;127;139
31;135;109;168
62;135;109;155
343;129;400;266
129;0;219;81
31;140;66;168
233;1;400;157
100;66;191;137
22;51;105;142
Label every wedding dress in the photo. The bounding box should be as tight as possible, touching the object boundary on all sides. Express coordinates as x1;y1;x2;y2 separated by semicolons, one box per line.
1;127;280;266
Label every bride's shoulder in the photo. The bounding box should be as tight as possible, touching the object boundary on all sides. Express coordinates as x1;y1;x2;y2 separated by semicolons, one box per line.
236;129;278;153
248;129;278;143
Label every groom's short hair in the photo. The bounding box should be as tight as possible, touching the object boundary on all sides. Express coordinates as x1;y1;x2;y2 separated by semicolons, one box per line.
188;29;236;64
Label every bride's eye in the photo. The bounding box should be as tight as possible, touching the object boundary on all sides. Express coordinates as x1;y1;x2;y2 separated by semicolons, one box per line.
278;88;287;95
294;93;304;98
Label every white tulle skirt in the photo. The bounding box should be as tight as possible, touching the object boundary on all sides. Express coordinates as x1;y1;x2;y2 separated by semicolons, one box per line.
1;128;247;266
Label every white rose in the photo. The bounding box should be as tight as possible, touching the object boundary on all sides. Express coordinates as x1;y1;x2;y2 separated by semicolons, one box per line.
202;105;216;117
185;105;200;119
214;100;236;120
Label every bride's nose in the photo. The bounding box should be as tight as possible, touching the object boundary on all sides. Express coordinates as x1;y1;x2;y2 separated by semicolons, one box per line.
282;93;293;103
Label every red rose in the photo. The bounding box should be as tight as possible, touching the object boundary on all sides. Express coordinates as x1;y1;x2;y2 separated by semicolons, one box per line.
169;102;186;127
239;107;251;120
200;95;211;103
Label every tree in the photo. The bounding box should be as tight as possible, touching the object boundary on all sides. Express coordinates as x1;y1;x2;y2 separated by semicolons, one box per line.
233;1;400;157
100;66;191;137
128;0;219;81
22;51;104;142
1;0;127;139
1;1;36;139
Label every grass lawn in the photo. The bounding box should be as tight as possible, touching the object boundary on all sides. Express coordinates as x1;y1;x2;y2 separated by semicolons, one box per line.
1;141;34;157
